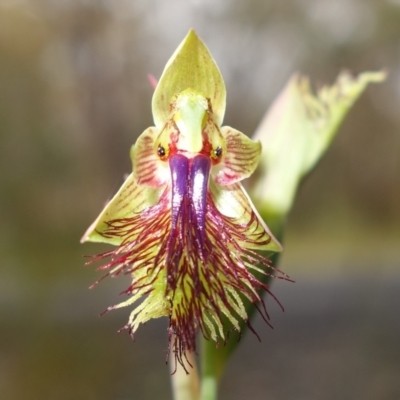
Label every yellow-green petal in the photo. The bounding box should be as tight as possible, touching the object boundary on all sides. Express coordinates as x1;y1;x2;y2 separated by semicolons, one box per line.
80;174;164;245
209;180;282;252
152;29;226;129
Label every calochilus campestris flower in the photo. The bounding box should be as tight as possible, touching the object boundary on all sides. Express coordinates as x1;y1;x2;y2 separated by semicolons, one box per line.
81;29;288;370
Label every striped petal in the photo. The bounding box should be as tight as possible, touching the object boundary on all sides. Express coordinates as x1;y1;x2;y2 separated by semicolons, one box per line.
213;127;261;185
132;127;169;187
81;127;169;245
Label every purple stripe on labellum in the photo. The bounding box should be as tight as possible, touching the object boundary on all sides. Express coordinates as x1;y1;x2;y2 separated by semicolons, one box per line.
169;154;189;232
167;155;189;290
190;155;211;249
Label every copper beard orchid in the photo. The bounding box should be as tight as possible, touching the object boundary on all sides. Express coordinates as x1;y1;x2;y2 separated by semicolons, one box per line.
81;30;288;368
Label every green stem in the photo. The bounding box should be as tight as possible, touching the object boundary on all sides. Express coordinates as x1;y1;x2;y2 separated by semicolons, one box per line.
200;338;218;400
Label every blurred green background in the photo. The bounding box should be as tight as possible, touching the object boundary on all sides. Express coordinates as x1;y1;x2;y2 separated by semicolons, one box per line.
0;1;399;399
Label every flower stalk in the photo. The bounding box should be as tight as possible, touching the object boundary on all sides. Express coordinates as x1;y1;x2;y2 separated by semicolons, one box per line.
170;345;200;400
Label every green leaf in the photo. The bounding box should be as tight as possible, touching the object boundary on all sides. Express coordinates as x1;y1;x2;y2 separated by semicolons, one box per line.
251;71;386;216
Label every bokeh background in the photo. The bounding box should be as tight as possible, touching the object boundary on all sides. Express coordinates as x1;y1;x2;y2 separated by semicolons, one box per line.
1;1;399;399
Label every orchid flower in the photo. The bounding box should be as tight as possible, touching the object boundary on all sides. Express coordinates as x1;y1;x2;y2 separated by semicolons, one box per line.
81;29;288;369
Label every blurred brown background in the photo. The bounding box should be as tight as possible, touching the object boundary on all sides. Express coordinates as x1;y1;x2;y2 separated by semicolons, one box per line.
0;1;399;399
